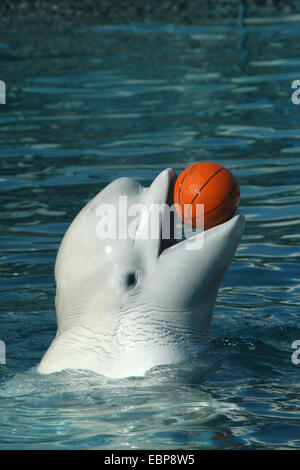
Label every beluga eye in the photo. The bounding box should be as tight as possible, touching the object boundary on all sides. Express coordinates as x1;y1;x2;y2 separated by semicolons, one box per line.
114;269;139;292
125;271;138;289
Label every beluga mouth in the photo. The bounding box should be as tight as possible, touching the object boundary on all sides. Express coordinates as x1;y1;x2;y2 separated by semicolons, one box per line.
146;168;245;259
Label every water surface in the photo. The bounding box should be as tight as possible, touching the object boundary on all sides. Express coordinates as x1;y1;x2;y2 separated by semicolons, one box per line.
0;6;300;449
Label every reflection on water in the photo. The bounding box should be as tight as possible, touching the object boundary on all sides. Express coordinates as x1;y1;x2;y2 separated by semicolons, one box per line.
0;3;300;449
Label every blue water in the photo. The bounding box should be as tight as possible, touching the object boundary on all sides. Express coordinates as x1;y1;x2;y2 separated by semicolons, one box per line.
0;8;300;450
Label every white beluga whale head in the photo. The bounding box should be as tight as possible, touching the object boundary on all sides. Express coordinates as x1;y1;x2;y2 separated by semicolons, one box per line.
37;168;245;378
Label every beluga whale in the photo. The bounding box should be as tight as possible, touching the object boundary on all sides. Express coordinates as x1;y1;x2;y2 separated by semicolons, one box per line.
37;168;245;378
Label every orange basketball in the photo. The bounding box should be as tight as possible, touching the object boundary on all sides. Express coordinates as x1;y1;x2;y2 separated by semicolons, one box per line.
173;162;240;229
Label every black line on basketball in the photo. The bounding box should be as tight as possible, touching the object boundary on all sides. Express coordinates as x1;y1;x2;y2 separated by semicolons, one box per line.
177;163;198;206
190;166;225;206
187;166;225;222
192;182;239;225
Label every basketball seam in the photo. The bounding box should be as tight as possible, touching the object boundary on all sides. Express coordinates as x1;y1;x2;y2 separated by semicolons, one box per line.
177;163;198;206
190;166;225;206
192;182;239;224
187;166;225;221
